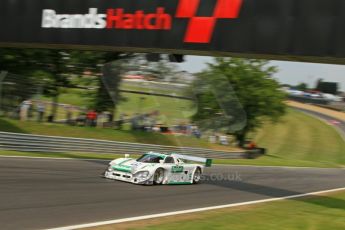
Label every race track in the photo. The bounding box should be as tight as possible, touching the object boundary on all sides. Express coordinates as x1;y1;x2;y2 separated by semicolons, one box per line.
0;157;344;230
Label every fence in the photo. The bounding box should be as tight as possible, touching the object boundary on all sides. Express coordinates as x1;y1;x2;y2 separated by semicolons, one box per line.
0;131;255;159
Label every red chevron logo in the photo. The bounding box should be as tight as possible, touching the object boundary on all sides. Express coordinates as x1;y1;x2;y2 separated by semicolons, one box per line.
176;0;243;43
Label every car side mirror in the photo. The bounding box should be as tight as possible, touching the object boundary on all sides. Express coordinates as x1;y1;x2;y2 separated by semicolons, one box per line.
159;160;164;164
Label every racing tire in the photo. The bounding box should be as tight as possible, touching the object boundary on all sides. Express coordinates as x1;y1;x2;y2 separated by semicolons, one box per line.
153;168;165;185
193;167;202;184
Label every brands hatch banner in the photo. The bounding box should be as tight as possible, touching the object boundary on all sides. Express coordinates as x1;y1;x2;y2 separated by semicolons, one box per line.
1;0;345;62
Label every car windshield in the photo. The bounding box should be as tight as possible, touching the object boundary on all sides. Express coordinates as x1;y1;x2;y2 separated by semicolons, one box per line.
136;154;164;163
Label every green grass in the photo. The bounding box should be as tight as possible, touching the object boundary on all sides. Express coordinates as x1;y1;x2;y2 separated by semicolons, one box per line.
37;88;93;120
39;88;92;107
39;89;92;107
0;117;237;151
117;92;193;123
213;109;345;168
39;87;193;122
0;109;344;168
126;191;345;230
121;82;184;96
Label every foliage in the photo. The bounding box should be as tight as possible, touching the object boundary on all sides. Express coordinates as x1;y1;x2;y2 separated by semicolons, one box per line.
0;49;47;113
294;82;308;91
190;57;287;146
125;54;180;81
0;48;134;120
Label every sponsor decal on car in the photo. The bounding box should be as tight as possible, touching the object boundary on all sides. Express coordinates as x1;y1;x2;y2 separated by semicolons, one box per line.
171;165;184;173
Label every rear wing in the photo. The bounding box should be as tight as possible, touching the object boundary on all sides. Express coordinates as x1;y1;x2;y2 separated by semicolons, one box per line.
171;154;212;167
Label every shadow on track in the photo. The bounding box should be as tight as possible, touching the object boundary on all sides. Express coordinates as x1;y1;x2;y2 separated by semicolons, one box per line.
203;178;345;211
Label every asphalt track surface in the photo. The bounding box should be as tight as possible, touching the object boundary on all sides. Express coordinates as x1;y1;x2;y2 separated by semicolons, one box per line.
0;157;345;230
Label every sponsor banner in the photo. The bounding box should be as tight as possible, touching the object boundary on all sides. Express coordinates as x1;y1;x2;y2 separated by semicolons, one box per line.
0;0;345;62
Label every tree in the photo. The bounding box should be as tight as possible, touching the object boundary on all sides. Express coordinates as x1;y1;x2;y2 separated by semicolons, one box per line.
190;58;287;147
126;54;180;81
295;82;308;91
1;48;134;121
149;59;179;81
0;48;49;114
94;53;132;116
0;48;74;120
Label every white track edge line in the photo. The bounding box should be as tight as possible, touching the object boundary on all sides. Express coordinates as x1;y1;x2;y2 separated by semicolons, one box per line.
46;187;345;230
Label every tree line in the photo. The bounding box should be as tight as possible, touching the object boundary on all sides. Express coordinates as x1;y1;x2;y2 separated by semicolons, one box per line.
1;48;287;147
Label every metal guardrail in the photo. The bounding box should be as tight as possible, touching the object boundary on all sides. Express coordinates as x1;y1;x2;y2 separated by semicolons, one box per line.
0;132;250;159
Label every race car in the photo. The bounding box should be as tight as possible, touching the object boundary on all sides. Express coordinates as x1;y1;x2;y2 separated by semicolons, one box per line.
103;151;212;185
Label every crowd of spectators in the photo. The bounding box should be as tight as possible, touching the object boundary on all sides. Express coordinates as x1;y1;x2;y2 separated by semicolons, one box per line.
17;100;236;145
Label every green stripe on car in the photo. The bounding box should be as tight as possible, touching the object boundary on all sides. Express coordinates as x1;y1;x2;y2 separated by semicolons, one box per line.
113;166;132;173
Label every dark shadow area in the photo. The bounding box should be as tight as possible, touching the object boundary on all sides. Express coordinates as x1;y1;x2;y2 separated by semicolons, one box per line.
203;178;345;211
204;178;298;197
297;194;345;211
0;118;27;133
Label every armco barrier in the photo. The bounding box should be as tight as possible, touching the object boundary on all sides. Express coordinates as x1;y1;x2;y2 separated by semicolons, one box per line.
0;132;254;159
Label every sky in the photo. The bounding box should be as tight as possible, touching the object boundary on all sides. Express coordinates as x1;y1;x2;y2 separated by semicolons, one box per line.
177;56;345;91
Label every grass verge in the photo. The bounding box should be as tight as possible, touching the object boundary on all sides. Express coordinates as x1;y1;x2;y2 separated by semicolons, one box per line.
86;191;345;230
233;109;344;168
0;117;239;151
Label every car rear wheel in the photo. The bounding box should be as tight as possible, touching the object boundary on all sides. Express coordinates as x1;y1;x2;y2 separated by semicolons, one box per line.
153;168;164;185
193;168;202;184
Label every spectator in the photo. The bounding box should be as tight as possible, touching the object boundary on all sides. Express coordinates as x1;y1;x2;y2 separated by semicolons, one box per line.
107;112;114;123
117;113;125;129
65;106;73;125
86;110;98;127
219;135;229;145
191;125;201;138
97;112;108;128
28;101;34;120
76;111;86;126
36;102;45;122
248;141;257;149
152;125;160;132
194;129;201;139
209;135;217;144
20;100;31;121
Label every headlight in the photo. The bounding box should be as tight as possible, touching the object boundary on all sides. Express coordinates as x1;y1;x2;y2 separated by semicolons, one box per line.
134;171;150;180
107;165;113;172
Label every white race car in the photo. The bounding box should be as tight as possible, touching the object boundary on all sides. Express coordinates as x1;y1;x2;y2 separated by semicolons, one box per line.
103;151;212;185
